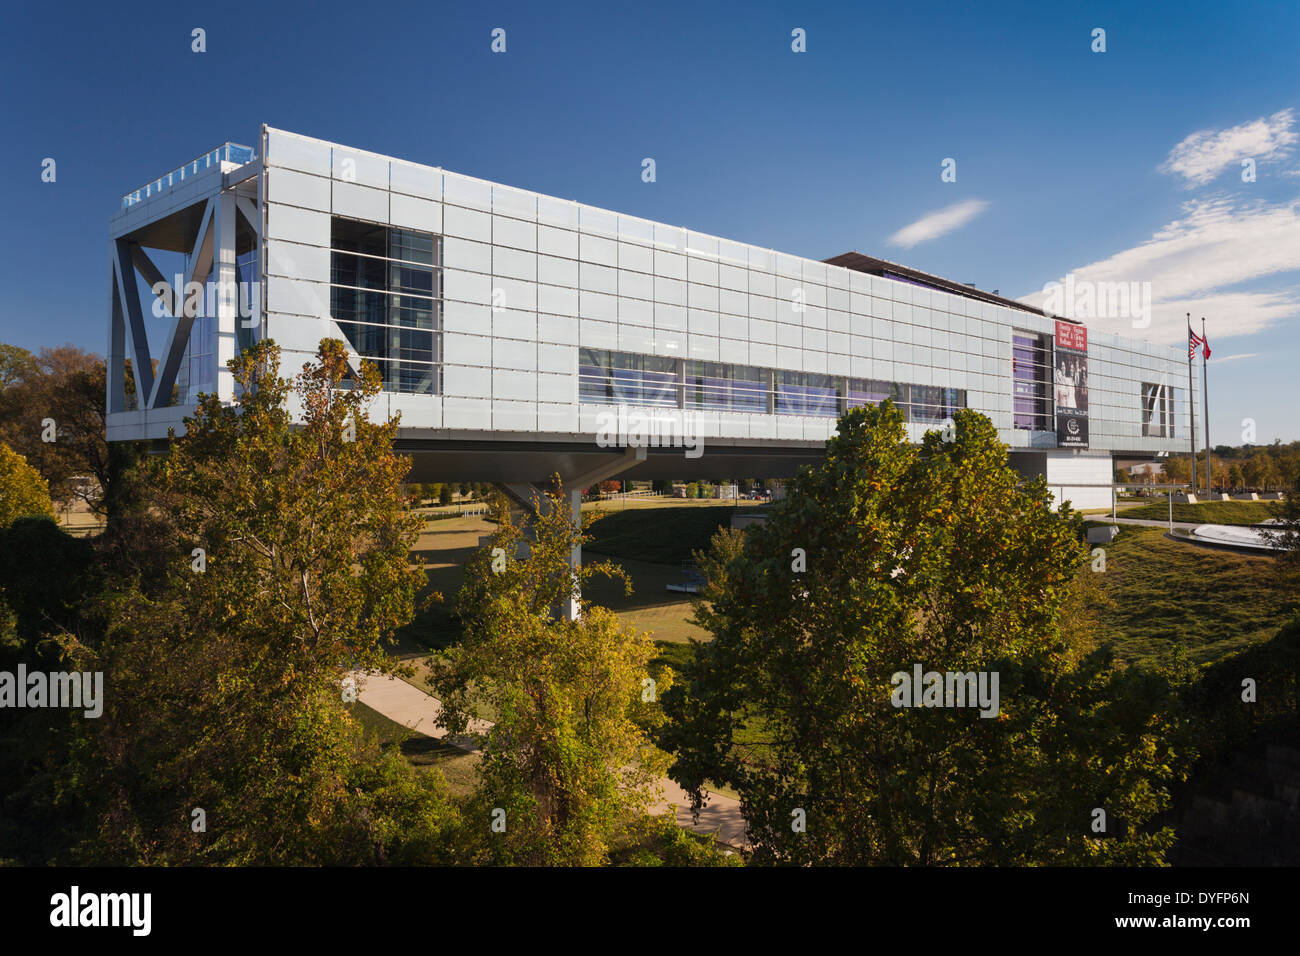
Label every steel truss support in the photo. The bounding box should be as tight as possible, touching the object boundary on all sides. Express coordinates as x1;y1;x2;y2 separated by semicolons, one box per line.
106;193;262;415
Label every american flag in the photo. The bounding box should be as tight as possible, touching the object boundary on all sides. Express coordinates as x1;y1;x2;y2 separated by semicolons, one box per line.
1188;325;1207;360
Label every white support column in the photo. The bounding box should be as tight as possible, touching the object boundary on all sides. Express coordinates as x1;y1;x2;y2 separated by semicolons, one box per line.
211;190;239;403
496;446;649;622
565;486;582;621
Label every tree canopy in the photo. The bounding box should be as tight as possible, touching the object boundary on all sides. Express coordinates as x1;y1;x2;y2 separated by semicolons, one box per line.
51;338;454;864
661;402;1190;865
432;483;672;865
0;442;54;528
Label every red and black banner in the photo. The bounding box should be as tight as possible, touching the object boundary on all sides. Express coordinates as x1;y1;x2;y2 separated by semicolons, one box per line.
1054;320;1089;448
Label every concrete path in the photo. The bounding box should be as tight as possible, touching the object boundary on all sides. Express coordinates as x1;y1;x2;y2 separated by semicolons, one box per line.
352;670;750;851
1087;516;1203;531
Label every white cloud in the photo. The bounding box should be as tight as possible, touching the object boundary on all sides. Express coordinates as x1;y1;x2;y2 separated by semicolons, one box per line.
1212;353;1259;363
887;199;990;248
1159;109;1297;186
1020;197;1300;345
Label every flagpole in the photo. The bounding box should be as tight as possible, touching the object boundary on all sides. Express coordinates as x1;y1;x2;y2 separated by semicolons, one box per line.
1201;316;1211;496
1187;314;1197;497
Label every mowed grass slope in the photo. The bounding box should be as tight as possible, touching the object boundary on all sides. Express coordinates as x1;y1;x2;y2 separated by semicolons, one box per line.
1091;527;1296;665
588;507;1295;667
347;700;481;797
1120;499;1282;526
583;504;747;565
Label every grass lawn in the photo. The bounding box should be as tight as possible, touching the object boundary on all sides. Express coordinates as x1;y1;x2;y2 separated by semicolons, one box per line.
1117;499;1282;526
1091;527;1296;665
584;504;750;565
583;555;709;643
395;514;499;651
347;700;481;798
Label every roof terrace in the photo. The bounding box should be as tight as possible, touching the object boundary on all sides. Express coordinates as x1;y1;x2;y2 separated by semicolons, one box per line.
121;142;255;209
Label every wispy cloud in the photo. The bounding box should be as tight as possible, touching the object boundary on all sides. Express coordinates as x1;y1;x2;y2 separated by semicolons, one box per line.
887;199;990;248
1020;197;1300;345
1210;352;1259;363
1159;109;1297;186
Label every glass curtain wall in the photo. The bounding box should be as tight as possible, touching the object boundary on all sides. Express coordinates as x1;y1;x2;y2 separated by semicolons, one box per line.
1012;330;1054;430
329;217;440;393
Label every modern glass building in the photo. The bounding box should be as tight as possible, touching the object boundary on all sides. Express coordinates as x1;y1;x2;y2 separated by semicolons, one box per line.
106;126;1194;509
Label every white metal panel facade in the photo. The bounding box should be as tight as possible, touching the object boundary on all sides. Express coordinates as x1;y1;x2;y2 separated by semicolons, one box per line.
115;126;1191;462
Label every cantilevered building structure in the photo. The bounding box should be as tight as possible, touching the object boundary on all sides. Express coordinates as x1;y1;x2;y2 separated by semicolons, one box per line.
107;126;1193;512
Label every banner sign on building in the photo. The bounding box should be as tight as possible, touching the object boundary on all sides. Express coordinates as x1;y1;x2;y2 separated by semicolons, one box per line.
1054;320;1089;448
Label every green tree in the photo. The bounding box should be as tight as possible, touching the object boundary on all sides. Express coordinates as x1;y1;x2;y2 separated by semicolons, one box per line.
61;339;455;864
0;515;98;865
1261;471;1300;574
1211;458;1230;492
0;345;113;510
661;403;1189;865
439;484;454;507
0;443;54;527
1279;452;1300;490
154;337;423;681
0;344;36;388
432;483;669;865
1162;455;1190;485
1243;454;1278;490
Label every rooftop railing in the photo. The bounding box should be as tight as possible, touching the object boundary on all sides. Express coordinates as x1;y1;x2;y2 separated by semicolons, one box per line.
121;142;255;209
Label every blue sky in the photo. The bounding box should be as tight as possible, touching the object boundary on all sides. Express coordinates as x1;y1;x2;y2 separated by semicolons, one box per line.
2;0;1297;443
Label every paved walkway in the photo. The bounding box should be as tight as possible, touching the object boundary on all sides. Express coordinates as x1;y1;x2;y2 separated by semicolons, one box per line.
352;670;750;851
1087;516;1202;531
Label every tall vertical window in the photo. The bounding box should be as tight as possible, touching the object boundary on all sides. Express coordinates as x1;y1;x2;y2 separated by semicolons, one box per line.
235;247;258;357
1012;330;1053;430
329;217;440;394
1141;382;1175;437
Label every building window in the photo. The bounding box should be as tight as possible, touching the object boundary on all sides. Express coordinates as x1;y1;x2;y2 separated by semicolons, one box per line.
907;384;967;424
845;379;966;423
775;371;838;417
1141;382;1175;437
575;349;967;427
685;361;768;412
578;349;678;406
329;217;441;394
847;378;907;420
1012;330;1053;430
